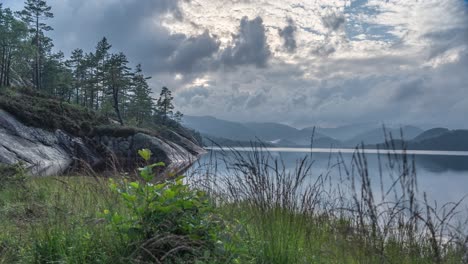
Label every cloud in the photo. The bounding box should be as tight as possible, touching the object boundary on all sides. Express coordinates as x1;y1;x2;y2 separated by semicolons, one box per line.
4;0;468;128
177;85;211;105
279;18;297;53
44;0;224;77
167;31;220;73
311;39;337;57
220;16;271;68
321;13;345;32
393;79;426;102
245;92;268;109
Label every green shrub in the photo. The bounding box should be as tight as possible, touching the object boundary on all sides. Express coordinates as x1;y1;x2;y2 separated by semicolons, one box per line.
104;149;234;263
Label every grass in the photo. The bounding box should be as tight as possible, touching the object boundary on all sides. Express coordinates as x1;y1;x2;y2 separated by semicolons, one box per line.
0;175;130;263
1;146;467;263
188;144;468;263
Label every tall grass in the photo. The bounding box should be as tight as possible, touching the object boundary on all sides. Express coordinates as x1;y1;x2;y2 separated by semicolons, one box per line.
1;140;467;263
0;175;131;263
187;140;468;263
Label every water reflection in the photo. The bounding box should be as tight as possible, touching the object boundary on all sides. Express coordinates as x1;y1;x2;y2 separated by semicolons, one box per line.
192;148;468;212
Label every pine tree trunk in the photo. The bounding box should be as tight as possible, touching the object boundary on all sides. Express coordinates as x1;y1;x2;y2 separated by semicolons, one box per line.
0;45;5;86
111;71;124;125
113;87;124;125
6;49;12;86
35;14;40;90
76;80;80;104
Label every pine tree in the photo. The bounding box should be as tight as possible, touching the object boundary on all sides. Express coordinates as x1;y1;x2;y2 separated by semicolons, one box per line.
106;52;132;125
42;51;73;101
66;49;85;104
173;111;184;124
82;52;97;109
18;0;53;90
156;87;175;123
128;64;154;126
0;5;29;87
94;37;112;110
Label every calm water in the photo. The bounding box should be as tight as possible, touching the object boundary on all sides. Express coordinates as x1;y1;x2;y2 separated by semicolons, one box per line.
191;148;468;212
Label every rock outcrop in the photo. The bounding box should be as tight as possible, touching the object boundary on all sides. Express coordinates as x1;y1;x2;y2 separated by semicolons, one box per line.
0;109;205;176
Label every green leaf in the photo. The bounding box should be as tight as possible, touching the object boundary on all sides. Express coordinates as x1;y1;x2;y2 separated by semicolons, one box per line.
149;162;165;168
155;205;173;213
155;183;166;190
182;200;194;209
109;183;118;192
139;167;153;182
129;182;139;189
112;213;123;224
122;193;137;202
175;175;185;185
138;149;152;161
164;189;176;199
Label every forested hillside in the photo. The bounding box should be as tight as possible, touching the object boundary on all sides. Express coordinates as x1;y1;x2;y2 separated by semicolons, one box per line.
0;1;183;129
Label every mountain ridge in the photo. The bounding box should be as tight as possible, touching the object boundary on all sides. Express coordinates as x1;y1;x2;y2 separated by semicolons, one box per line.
183;115;468;151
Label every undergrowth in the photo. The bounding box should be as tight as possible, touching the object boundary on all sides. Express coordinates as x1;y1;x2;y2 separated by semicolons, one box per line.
1;147;467;263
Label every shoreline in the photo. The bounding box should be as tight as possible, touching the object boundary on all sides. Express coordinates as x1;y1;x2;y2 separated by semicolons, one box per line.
205;146;468;157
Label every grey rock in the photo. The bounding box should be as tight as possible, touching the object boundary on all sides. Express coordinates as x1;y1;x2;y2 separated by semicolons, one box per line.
0;110;72;176
0;109;206;176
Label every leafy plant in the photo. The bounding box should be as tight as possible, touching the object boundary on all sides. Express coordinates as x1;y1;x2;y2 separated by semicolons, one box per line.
104;149;231;262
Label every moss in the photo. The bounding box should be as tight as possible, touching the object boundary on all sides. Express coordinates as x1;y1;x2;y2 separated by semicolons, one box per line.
0;87;200;152
93;125;160;138
0;87;109;137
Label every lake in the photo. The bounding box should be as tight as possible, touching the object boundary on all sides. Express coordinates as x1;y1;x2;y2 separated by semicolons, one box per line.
189;147;468;217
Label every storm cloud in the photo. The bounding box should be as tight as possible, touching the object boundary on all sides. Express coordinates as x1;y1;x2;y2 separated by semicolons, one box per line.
45;0;205;75
220;17;271;68
167;31;220;73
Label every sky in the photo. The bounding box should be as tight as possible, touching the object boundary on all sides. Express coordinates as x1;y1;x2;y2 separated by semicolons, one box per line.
3;0;468;128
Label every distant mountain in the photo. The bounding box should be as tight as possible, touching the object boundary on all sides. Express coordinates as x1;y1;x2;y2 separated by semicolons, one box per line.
413;128;450;142
183;116;339;148
184;116;468;151
183;116;257;141
345;126;423;147
374;129;468;151
305;123;379;141
410;130;468;151
201;134;273;147
244;122;309;141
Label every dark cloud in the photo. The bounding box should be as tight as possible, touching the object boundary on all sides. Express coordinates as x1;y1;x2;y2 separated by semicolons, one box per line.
312;41;336;57
321;13;345;31
393;79;426;101
179;86;210;99
177;86;211;106
311;12;346;57
47;0;219;76
220;16;271;68
49;2;272;76
279;18;297;53
424;27;468;59
167;31;220;73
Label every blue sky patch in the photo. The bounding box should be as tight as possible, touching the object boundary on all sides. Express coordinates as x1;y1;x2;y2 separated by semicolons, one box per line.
345;0;400;42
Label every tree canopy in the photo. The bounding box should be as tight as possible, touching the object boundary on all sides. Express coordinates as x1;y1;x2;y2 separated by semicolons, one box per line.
0;1;185;129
